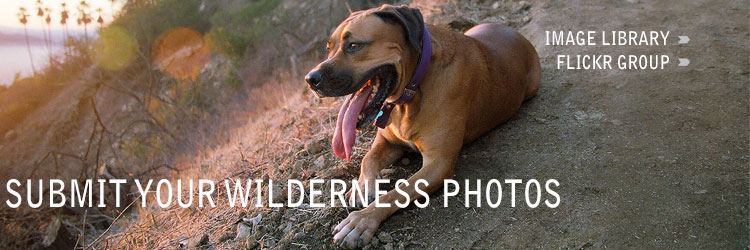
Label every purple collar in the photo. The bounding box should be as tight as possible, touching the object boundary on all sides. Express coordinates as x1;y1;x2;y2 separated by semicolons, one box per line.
374;26;431;128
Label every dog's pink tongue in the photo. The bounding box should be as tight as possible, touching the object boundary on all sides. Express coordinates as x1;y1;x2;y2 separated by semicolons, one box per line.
332;95;352;159
332;86;372;161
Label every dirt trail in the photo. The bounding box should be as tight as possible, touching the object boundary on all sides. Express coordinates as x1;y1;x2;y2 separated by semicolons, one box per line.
376;0;748;248
100;1;748;249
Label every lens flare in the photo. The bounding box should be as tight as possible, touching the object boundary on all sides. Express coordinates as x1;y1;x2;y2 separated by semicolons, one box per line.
151;27;210;80
91;25;136;71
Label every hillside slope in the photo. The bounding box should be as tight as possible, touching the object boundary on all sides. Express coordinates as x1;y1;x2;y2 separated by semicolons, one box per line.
13;0;745;249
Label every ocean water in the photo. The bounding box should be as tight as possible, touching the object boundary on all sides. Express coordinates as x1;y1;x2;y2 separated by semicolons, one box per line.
0;43;63;86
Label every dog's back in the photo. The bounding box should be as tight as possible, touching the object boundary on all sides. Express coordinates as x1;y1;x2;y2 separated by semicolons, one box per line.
460;23;541;142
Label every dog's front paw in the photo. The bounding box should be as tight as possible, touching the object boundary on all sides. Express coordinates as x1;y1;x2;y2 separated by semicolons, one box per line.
345;177;379;208
332;208;382;249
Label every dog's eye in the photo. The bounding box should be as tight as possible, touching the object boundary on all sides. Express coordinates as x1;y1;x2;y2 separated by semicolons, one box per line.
345;42;363;52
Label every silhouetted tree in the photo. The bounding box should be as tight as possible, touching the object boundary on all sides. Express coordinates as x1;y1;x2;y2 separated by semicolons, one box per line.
44;7;54;65
17;7;36;75
35;0;52;65
96;7;104;27
61;2;70;59
77;1;91;43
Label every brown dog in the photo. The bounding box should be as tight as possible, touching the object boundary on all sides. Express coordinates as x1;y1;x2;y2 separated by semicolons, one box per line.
305;4;540;248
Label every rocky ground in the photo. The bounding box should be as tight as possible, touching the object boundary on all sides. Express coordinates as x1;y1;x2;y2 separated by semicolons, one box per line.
14;0;747;249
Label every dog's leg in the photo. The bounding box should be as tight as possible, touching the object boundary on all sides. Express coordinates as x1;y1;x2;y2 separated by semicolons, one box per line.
334;124;464;248
348;132;404;207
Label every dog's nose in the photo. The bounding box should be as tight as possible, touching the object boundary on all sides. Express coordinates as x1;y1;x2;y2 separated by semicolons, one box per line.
305;70;323;87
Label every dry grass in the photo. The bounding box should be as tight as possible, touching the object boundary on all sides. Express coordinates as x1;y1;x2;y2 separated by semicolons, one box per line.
101;72;377;249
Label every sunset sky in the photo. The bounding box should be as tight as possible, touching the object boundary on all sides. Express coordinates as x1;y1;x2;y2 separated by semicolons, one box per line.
1;0;122;31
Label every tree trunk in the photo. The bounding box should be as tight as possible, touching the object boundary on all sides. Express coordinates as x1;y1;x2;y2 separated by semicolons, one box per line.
23;24;37;75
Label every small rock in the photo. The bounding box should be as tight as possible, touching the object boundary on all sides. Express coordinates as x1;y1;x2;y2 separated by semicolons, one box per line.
270;211;281;222
187;233;209;248
314;155;328;169
380;169;395;176
722;155;730;161
42;217;61;247
179;239;189;248
610;119;623;126
267;183;285;204
574;111;587;121
295;232;305;239
263;238;276;248
305;139;324;154
236;223;253;239
242;214;263;226
305;225;313;232
319;166;346;178
695;189;708;194
400;157;410;165
246;236;259;249
491;1;500;9
535;118;547;124
454;227;461;233
378;232;394;243
218;231;235;242
253;225;267;239
523;16;531;23
384;243;394;250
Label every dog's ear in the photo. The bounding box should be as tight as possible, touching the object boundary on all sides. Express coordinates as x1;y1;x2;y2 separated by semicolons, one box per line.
373;5;425;52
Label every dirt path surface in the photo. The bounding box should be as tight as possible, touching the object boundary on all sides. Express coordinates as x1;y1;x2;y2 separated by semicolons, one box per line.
376;0;748;249
100;1;747;249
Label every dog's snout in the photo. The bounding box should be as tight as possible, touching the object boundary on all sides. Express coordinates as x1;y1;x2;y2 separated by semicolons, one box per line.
303;64;355;97
305;70;323;87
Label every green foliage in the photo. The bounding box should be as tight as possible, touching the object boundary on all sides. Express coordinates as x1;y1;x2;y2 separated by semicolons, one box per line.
121;137;147;162
224;62;242;88
0;75;59;136
208;0;282;58
113;0;213;57
179;80;213;109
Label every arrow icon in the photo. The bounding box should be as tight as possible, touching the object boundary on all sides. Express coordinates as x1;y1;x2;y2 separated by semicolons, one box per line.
678;36;690;44
678;58;690;66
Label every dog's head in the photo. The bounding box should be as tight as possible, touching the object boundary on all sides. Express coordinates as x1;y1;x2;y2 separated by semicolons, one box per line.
305;4;425;128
